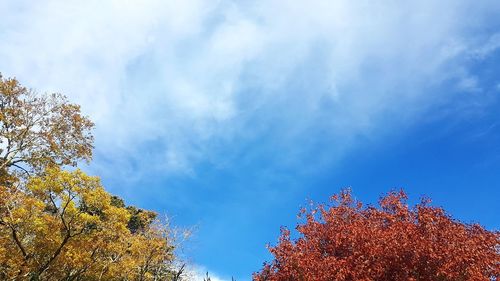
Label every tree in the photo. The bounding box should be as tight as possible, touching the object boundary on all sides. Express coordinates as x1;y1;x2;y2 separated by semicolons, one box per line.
0;73;93;181
0;75;182;280
0;166;178;280
254;189;499;281
0;167;128;279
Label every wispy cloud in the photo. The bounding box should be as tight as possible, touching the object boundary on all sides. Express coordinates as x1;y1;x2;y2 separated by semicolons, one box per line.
1;0;499;180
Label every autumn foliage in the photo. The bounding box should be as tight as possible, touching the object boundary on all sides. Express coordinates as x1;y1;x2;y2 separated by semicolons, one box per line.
0;75;180;280
254;190;499;281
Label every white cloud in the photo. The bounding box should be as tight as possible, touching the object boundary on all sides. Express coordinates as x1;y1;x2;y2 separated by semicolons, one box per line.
1;0;499;179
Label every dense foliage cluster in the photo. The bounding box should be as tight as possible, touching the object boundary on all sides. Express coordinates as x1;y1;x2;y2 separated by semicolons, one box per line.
254;190;499;281
0;75;179;280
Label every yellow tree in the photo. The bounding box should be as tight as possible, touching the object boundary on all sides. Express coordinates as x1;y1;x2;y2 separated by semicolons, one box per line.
0;167;128;279
1;166;178;280
0;75;181;281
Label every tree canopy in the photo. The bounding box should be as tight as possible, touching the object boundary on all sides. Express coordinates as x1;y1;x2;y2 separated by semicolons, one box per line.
254;189;499;281
0;74;181;280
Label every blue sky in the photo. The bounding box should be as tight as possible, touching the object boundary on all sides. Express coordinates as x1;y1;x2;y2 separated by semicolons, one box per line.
1;1;500;280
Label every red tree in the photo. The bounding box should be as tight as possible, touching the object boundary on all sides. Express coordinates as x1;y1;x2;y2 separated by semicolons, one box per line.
254;190;499;281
